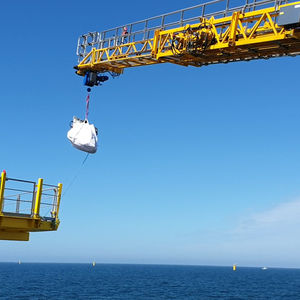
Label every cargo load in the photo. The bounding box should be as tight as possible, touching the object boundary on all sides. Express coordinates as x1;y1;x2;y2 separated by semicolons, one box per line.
67;117;98;153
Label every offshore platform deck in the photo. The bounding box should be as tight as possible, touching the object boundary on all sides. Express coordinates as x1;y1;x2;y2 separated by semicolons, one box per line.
75;0;300;77
0;171;62;241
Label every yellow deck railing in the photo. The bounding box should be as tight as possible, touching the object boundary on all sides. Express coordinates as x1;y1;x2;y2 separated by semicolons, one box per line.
0;170;62;241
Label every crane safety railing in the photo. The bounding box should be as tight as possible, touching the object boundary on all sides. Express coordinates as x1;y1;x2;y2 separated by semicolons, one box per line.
0;174;62;221
76;0;289;62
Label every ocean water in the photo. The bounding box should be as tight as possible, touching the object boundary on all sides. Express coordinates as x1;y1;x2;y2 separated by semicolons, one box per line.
0;264;300;299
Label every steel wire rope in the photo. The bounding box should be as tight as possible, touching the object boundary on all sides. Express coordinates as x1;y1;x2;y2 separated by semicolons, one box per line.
63;89;95;196
62;153;90;197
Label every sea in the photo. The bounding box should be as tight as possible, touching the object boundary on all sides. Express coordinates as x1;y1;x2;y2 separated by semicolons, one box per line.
0;263;300;299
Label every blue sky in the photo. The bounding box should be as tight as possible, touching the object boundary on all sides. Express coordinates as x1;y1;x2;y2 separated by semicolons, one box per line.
1;0;300;267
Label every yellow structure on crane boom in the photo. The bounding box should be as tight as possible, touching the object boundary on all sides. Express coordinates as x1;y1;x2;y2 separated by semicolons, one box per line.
75;0;300;78
0;171;62;241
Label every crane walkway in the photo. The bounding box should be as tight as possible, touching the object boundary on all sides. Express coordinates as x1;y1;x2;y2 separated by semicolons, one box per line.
75;0;300;75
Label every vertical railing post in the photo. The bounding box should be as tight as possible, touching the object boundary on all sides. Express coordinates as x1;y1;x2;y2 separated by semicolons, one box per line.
16;195;20;214
0;170;6;214
129;24;133;43
226;0;230;16
144;20;148;40
31;182;36;215
33;178;43;217
180;10;184;27
102;32;106;48
55;183;63;220
161;16;165;29
83;35;87;59
98;32;102;49
115;28;119;46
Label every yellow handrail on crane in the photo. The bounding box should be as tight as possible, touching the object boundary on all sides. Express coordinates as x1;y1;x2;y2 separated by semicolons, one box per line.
75;0;300;77
0;171;63;241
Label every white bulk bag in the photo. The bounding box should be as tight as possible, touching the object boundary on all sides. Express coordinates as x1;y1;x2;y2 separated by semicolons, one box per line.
67;117;98;153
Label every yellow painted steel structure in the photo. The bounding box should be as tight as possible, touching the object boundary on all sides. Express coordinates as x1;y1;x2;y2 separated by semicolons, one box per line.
75;1;300;76
0;171;62;241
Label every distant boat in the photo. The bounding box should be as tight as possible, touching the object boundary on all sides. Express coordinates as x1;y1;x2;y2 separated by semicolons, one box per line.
233;264;237;271
261;267;268;270
92;261;96;267
18;260;21;265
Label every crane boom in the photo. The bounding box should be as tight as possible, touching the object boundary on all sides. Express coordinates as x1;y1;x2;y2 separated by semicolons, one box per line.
75;0;300;78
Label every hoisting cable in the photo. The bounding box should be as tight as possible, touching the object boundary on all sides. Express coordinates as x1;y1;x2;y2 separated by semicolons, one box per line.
62;153;90;197
85;90;90;120
64;87;93;197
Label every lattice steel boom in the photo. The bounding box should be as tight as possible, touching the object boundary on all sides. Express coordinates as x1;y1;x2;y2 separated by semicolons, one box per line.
75;0;300;79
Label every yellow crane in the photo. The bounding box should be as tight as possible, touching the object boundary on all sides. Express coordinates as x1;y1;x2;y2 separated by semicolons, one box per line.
3;0;298;241
0;171;62;241
75;0;300;85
